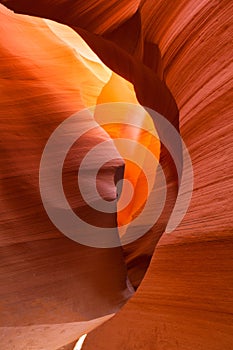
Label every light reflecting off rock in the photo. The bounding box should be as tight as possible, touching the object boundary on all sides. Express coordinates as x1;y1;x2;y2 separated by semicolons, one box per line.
74;334;87;350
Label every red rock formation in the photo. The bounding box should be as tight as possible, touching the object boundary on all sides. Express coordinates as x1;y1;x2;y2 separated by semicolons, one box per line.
1;0;140;34
1;0;181;290
0;5;135;348
82;1;233;349
1;0;233;349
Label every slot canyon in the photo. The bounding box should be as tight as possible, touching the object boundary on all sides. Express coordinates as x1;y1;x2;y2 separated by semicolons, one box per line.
0;1;232;349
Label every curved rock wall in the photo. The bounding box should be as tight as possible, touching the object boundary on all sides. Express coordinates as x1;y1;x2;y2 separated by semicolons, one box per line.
0;0;233;349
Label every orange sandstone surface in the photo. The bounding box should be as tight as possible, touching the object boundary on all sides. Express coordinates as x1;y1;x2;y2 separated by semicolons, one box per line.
0;1;233;349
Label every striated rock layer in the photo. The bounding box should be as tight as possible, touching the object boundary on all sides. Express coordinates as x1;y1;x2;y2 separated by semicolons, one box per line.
0;5;139;348
83;1;233;349
1;0;181;290
1;0;233;349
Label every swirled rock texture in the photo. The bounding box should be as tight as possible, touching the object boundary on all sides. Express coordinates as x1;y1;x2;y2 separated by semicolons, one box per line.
0;5;136;349
82;1;233;349
1;0;233;349
1;0;180;291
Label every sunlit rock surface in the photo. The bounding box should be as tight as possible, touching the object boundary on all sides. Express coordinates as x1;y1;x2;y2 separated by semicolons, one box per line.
0;1;233;349
0;5;145;349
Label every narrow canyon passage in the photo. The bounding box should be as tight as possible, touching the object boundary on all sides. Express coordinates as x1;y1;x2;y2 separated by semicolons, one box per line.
0;1;232;350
